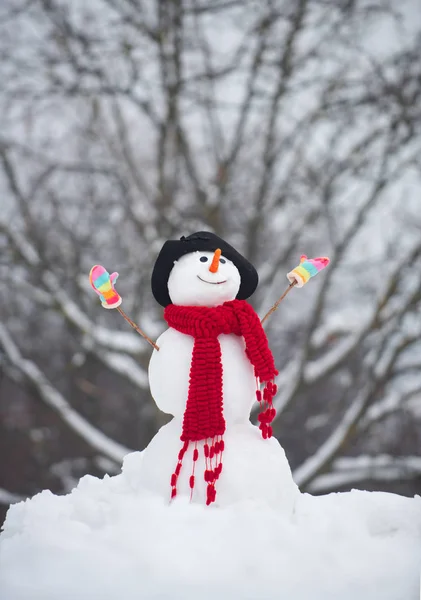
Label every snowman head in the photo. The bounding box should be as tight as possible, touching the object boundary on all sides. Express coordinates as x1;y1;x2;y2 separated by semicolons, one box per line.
168;249;241;307
151;231;259;307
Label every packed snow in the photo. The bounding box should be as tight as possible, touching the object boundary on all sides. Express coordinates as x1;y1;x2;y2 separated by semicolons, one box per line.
1;451;421;600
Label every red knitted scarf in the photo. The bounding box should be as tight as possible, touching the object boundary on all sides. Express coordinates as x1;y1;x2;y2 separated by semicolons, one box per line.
164;299;278;505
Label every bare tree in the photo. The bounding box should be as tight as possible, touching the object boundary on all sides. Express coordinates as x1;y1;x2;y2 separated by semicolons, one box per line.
1;0;421;519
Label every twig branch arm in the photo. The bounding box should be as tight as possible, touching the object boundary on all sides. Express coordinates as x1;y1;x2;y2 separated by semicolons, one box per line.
261;282;296;325
89;265;159;351
117;307;159;351
260;255;330;325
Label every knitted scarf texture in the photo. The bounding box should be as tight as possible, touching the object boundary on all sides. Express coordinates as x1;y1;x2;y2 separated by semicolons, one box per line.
164;299;278;505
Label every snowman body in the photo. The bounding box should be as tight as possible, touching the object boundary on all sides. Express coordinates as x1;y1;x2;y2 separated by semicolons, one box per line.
138;248;299;513
149;329;256;424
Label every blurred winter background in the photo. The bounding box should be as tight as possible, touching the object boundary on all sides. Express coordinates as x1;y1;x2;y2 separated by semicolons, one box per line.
1;0;421;527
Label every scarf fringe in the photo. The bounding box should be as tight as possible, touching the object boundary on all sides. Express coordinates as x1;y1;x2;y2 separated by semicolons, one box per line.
170;436;224;505
256;380;277;439
170;380;276;502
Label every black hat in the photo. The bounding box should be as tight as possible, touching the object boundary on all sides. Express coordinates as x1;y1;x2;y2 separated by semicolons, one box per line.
151;231;259;307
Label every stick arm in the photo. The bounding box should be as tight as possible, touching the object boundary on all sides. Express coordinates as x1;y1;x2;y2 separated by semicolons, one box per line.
260;254;330;325
260;281;297;325
89;265;160;351
117;307;159;351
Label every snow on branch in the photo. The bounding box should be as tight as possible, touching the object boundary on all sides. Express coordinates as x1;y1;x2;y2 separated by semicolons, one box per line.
272;353;306;416
0;224;40;267
0;325;132;464
361;385;421;430
294;324;421;489
43;271;147;356
304;329;370;385
0;488;25;506
293;385;371;488
305;243;421;385
92;349;149;388
307;455;421;494
0;224;148;356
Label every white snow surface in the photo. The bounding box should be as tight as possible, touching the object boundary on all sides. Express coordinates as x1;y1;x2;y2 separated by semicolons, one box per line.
1;451;421;600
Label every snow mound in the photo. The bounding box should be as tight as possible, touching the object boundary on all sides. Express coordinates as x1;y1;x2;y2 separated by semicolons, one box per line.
1;452;421;600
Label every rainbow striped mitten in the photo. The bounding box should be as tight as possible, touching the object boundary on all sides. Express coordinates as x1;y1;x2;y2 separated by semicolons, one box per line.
89;265;122;309
287;255;330;288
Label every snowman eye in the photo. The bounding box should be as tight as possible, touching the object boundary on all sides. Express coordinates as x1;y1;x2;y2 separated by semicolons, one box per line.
220;258;226;264
200;256;208;263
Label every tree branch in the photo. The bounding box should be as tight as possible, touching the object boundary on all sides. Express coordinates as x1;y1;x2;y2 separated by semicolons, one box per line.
307;455;421;494
0;324;132;464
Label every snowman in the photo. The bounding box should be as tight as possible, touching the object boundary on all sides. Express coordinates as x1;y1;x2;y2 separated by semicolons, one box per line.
90;232;329;512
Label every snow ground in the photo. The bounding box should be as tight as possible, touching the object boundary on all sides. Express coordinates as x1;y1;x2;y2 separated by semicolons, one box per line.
1;452;420;600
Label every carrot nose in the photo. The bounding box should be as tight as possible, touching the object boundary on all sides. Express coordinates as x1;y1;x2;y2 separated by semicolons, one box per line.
209;248;221;273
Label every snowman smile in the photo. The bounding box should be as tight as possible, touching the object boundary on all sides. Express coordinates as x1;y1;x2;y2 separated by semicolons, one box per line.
197;275;228;285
